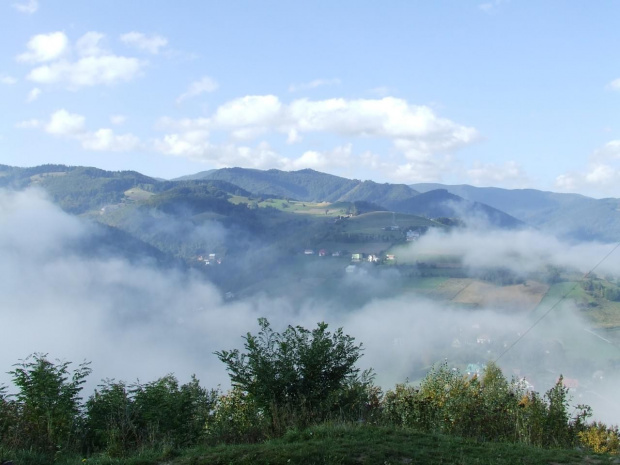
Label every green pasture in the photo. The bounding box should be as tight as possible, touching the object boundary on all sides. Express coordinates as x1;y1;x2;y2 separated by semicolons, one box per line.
124;187;154;201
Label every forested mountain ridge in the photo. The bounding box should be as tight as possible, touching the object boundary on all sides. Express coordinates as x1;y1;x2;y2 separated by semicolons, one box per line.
181;167;362;201
412;182;620;241
177;166;523;227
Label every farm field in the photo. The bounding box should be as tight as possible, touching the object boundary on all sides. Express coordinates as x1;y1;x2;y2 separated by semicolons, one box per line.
452;280;549;312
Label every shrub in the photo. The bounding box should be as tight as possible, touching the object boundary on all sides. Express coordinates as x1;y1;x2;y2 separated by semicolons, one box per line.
204;387;267;444
578;422;620;454
215;318;369;431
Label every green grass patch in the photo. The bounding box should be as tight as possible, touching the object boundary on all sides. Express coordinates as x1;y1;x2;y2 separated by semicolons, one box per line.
49;424;618;465
124;187;154;201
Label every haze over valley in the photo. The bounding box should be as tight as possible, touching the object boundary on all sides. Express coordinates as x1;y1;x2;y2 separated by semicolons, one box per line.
5;5;620;459
2;163;620;425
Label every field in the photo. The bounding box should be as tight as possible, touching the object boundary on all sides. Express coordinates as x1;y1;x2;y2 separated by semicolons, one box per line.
452;280;549;312
124;187;155;201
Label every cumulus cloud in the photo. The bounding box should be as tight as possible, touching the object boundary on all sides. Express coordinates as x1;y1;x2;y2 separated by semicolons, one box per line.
555;140;620;197
288;78;341;93
44;109;86;135
26;87;41;102
12;0;38;14
154;95;478;180
81;129;141;152
19;109;140;152
176;76;218;104
120;32;168;54
18;31;144;89
17;31;69;63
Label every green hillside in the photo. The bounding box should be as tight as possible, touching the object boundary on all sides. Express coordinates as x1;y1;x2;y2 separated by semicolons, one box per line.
412;183;620;241
193;167;360;201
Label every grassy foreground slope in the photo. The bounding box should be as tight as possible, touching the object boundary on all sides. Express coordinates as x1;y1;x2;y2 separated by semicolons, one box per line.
49;425;615;465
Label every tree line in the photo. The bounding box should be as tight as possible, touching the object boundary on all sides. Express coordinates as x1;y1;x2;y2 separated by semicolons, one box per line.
1;320;619;464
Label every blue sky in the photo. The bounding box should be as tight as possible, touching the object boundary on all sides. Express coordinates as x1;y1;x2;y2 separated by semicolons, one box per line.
2;0;620;197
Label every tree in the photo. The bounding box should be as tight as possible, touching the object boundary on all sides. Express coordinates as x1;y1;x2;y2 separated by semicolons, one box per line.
215;318;367;427
9;353;91;454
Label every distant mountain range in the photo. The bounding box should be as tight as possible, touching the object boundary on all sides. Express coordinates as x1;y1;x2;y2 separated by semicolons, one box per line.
3;163;619;242
412;183;620;242
175;167;522;229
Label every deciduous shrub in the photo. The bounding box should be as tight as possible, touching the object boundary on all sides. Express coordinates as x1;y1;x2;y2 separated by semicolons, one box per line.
215;318;368;431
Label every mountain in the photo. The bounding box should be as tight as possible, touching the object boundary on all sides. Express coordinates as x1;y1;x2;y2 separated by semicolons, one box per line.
180;167;361;202
411;183;620;242
337;180;419;207
390;189;524;228
175;167;523;228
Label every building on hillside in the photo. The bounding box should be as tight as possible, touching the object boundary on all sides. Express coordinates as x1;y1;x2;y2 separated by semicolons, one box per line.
351;253;365;262
367;254;380;263
304;249;315;255
386;254;396;261
318;249;327;256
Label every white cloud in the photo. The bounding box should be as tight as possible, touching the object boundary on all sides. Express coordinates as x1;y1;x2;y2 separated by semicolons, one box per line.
120;32;168;55
75;32;107;57
81;129;141;152
287;144;354;171
213;95;283;129
154;95;478;181
22;109;140;152
208;95;478;150
607;78;620;91
288;78;341;93
176;76;218;104
110;115;127;125
45;109;86;136
555;140;620;196
467;161;529;187
12;0;38;14
18;31;145;89
26;87;41;102
0;74;17;85
28;55;143;88
17;32;69;63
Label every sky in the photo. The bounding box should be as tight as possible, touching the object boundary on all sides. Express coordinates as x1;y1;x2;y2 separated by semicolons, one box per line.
2;0;620;197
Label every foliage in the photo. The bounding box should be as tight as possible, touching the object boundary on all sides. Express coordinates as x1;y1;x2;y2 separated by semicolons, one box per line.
85;374;216;455
204;387;267;444
578;422;620;454
7;353;91;455
382;362;591;449
215;318;367;430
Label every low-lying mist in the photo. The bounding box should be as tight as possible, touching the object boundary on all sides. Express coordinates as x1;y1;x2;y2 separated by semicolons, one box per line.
2;188;620;425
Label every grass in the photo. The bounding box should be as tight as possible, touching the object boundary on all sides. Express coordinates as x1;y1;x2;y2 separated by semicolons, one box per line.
124;187;154;202
45;424;619;465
